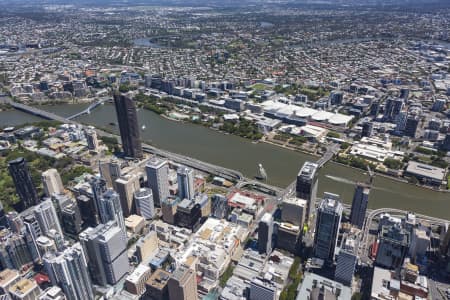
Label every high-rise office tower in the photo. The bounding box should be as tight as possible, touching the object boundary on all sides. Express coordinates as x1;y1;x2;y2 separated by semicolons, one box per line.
8;157;39;211
6;212;23;234
258;213;273;255
177;166;194;200
432;98;446;112
61;202;83;235
277;222;301;254
89;176;107;224
41;169;64;197
349;183;370;229
50;193;71;218
167;265;198;300
384;98;404;121
335;237;358;286
361;122;373;138
282;197;307;227
76;195;98;228
113;93;143;159
313;193;343;262
399;88;409;100
79;221;129;286
0;202;7;228
85;129;99;152
115;174;140;217
146;158;169;207
329;91;344;105
22;213;42;262
442;133;450;152
404;115;420;138
36;236;57;258
296;162;318;223
98;189;126;236
0;233;33;270
161;198;179;225
211;194;229;220
375;224;410;269
34;199;63;237
43;243;94;300
370;101;380;116
395;111;408;133
99;159;122;189
176;200;202;231
134;188;155;220
47;228;65;251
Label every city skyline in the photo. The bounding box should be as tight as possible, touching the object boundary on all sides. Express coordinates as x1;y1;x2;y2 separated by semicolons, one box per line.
0;1;449;299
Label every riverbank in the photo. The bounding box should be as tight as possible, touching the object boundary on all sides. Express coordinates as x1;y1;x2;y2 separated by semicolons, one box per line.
3;103;449;218
5;99;449;193
156;106;450;193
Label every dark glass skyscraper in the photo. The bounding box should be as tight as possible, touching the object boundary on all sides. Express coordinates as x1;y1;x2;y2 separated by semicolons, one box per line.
8;157;39;211
314;193;343;262
349;183;370;229
113;93;143;159
296;161;318;223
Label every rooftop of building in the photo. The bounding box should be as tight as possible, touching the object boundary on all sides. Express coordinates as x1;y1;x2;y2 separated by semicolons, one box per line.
125;214;145;228
146;157;168;169
177;165;193;175
126;264;150;284
40;286;64;299
251;277;277;290
228;192;256;208
146;269;171;290
406;161;446;181
380;224;410;245
9;278;38;296
134;187;152;198
178;198;194;209
279;222;301;233
296;272;352;300
220;275;248;300
195;218;242;244
319;193;343;213
283;197;308;207
371;267;400;299
0;269;20;287
171;265;193;283
298;161;319;179
261;212;273;223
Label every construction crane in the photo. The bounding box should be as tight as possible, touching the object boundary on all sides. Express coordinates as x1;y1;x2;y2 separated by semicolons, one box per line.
367;165;375;185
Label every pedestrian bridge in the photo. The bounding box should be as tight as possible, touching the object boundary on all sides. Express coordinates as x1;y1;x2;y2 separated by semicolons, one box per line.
67;98;110;120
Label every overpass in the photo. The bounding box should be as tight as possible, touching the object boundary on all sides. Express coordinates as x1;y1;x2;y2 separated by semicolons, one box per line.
67;98;110;120
142;145;244;183
235;180;283;196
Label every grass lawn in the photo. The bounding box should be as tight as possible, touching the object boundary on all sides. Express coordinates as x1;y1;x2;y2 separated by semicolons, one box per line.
251;83;270;91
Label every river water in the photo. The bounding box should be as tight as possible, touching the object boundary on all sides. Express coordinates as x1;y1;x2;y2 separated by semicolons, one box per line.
1;104;449;219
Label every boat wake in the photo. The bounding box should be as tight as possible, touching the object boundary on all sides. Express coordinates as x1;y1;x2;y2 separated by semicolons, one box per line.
325;174;393;193
325;175;355;185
